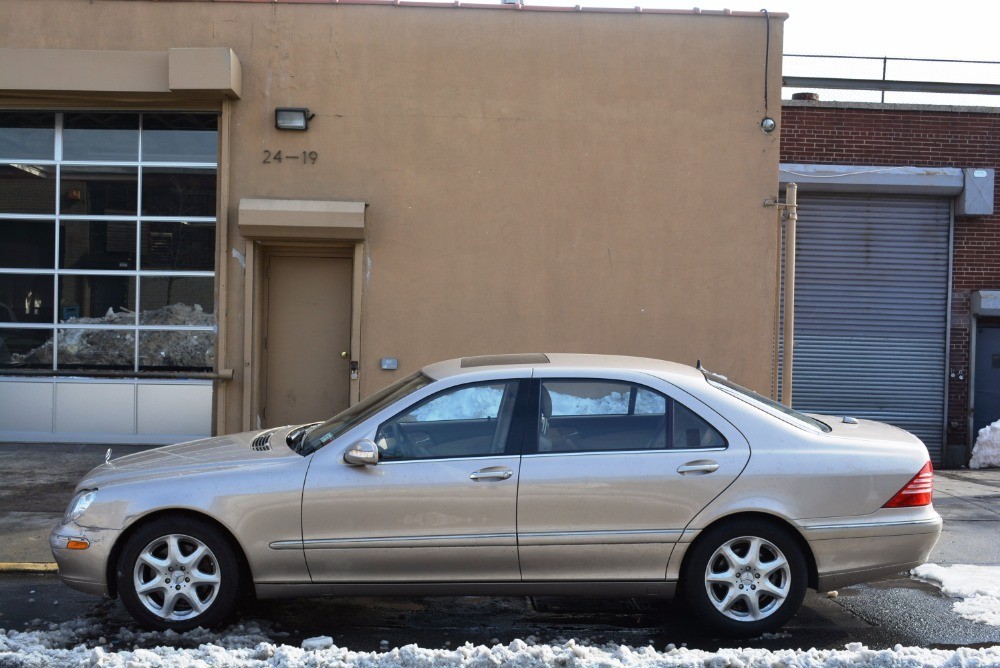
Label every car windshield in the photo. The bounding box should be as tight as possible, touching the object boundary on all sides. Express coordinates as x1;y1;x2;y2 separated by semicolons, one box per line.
703;371;831;433
298;372;433;455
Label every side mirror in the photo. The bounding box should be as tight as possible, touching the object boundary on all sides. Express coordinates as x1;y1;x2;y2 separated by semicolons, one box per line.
343;439;379;466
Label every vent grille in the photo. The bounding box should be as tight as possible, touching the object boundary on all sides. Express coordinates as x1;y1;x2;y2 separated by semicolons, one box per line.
250;431;274;452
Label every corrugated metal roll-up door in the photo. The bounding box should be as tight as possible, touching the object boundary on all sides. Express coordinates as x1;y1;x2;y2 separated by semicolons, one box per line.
789;194;950;464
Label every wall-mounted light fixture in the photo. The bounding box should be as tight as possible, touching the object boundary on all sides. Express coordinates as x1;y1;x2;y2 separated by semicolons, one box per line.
275;108;315;131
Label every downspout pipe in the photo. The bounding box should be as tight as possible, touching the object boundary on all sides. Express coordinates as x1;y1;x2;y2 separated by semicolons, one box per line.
781;182;798;406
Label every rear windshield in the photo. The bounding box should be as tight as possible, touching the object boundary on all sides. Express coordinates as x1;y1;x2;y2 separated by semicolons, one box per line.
704;372;831;433
300;372;433;454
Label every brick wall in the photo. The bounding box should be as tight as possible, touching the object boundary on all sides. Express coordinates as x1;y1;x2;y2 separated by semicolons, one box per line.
780;103;1000;450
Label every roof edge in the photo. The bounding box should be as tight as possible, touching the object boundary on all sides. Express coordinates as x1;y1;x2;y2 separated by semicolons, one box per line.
782;98;1000;115
211;0;788;19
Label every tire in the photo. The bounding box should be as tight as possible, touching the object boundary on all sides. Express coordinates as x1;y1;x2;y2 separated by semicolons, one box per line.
116;517;243;631
682;518;807;636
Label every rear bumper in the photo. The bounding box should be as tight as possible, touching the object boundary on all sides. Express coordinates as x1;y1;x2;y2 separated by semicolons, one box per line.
804;514;942;591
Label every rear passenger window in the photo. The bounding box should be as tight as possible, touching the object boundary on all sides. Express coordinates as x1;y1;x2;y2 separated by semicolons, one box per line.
672;401;726;449
537;380;725;453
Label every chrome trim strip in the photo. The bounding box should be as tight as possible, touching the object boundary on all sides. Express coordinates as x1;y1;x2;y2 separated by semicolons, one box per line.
271;533;517;550
523;447;727;459
272;528;684;550
519;529;683;546
802;517;942;532
378;455;520;465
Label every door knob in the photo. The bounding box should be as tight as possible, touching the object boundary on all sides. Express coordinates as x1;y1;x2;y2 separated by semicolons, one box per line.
341;351;349;358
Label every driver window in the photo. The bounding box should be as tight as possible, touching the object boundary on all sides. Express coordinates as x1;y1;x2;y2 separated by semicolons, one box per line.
375;381;519;461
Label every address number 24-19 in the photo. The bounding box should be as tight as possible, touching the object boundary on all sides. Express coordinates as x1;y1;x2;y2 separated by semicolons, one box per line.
263;150;318;165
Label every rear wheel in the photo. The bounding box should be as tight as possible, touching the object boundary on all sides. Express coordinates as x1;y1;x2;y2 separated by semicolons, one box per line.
683;519;807;636
117;517;242;631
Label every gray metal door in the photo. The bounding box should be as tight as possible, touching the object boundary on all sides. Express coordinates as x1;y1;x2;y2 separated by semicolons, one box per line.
974;325;1000;439
789;195;950;463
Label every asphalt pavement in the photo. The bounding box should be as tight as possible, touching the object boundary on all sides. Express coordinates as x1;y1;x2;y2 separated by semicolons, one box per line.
0;442;152;567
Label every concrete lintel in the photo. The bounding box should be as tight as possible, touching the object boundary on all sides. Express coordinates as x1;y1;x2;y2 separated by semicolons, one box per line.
780;163;964;195
168;48;242;99
0;47;241;99
972;291;1000;317
238;199;367;241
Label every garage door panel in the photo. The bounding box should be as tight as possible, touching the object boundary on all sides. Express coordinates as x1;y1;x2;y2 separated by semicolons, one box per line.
785;194;949;464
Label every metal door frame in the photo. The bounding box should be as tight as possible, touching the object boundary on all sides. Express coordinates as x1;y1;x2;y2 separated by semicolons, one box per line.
969;315;1000;453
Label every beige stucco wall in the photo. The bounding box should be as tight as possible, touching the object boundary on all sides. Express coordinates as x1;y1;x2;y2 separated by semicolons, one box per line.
0;0;784;435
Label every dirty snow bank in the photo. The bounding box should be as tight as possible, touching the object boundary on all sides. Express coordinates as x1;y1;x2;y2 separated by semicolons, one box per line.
4;621;1000;668
912;563;1000;626
971;419;1000;469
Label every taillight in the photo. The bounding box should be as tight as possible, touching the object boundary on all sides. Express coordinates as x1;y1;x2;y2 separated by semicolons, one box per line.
882;461;934;508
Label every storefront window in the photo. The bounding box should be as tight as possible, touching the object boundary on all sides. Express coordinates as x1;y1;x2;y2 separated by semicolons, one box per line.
139;277;214;324
0;112;218;372
142;113;218;163
0;112;55;161
0;164;56;214
62;112;139;162
140;220;214;270
141;168;216;217
1;220;55;269
59;220;136;270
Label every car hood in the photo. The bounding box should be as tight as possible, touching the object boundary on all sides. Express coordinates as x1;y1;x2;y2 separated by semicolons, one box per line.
78;427;306;490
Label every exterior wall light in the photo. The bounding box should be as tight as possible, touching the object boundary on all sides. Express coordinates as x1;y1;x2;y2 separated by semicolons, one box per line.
275;108;314;131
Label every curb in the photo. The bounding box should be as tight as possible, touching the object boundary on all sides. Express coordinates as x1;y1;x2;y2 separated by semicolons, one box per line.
0;563;58;573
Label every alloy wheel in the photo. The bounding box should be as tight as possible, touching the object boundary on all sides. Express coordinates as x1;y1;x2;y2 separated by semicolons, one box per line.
703;535;791;622
133;533;222;621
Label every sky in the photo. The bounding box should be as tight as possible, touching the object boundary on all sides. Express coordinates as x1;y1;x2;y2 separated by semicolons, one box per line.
709;0;1000;61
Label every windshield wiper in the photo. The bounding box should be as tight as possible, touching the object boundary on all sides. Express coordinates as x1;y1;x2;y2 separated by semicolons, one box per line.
286;423;320;453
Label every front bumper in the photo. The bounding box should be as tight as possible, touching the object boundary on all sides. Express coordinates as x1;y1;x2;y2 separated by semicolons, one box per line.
50;523;121;598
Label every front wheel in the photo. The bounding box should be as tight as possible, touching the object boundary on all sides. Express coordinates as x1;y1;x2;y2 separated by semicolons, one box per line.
683;519;807;636
116;517;243;631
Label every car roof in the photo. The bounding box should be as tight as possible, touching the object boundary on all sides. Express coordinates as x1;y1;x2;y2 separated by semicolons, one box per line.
422;353;705;382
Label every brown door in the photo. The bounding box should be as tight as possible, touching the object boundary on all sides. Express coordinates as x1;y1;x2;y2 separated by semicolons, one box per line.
264;254;352;427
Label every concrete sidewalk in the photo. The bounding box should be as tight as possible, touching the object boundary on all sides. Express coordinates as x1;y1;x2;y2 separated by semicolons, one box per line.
0;442;998;569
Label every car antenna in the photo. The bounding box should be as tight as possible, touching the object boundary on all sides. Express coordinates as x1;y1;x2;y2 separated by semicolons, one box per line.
696;359;704;371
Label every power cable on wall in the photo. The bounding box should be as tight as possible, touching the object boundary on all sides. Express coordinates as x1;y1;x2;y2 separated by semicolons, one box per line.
759;9;776;133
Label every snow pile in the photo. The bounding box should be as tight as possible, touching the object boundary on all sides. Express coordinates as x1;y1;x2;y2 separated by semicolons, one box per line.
11;303;214;369
912;563;1000;625
300;635;333;651
411;385;504;421
4;626;1000;668
550;389;665;416
970;419;1000;469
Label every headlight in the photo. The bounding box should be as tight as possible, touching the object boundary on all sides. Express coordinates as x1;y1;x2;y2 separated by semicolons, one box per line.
65;490;97;523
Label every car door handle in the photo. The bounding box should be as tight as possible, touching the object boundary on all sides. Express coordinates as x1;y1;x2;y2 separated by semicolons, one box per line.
469;469;513;481
676;461;719;475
